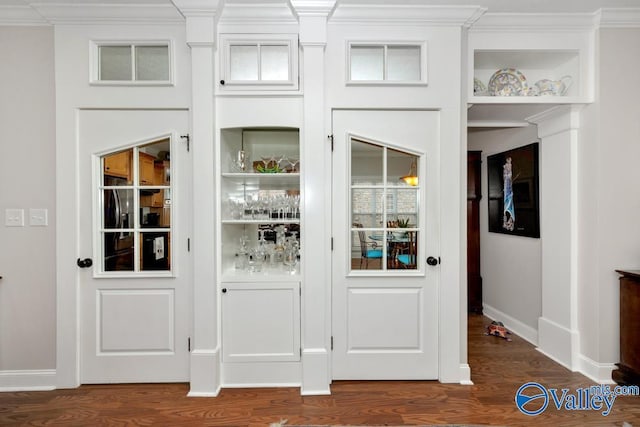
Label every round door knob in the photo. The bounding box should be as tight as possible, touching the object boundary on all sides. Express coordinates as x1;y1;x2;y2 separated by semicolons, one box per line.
222;288;227;293
77;258;93;268
427;256;440;266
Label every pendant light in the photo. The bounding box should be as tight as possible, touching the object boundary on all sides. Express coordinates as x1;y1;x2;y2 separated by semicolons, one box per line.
400;158;418;186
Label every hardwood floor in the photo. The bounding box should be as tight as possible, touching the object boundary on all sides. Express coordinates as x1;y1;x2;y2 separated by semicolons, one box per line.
2;315;639;426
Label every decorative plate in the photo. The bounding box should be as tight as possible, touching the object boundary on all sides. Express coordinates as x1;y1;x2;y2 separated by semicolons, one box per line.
473;78;487;96
488;68;528;96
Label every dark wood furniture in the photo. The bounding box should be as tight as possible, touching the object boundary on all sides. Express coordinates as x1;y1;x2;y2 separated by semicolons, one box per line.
613;270;640;386
467;151;482;314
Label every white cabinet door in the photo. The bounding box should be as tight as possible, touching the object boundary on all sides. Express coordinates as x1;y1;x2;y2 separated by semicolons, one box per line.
331;109;440;380
222;282;300;363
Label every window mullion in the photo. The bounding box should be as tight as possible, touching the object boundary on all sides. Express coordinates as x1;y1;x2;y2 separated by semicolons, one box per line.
256;43;262;82
382;147;388;270
383;44;388;81
133;147;141;272
130;44;136;81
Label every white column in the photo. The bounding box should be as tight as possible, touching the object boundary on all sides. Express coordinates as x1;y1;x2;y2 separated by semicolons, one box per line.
182;12;220;396
528;105;581;370
292;0;335;395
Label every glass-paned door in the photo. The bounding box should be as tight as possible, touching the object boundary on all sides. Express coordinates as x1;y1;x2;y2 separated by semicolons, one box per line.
100;138;172;273
350;139;420;271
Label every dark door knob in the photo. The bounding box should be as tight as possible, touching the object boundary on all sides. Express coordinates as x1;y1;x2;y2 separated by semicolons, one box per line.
427;256;440;266
77;258;93;268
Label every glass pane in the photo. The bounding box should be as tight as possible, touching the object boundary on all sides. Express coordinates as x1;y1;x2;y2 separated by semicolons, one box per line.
139;139;170;186
103;231;134;271
351;230;383;271
135;45;169;81
140;232;170;271
352;188;384;228
388;231;418;270
350;46;384;81
388;148;419;186
103;189;133;229
260;45;289;81
103;149;133;185
351;139;383;185
139;196;170;229
388;189;418;227
387;46;421;81
230;45;259;81
99;46;132;81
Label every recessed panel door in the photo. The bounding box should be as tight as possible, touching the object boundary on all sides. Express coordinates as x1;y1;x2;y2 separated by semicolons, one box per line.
332;109;440;379
78;110;190;383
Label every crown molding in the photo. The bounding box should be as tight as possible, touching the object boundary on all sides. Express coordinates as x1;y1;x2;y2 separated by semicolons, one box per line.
0;5;48;25
27;3;184;25
597;8;640;28
218;2;297;25
330;5;486;27
289;0;336;17
470;12;597;32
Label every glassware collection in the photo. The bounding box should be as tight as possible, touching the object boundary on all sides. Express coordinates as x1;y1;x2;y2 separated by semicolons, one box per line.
228;194;300;221
232;151;300;174
234;227;300;274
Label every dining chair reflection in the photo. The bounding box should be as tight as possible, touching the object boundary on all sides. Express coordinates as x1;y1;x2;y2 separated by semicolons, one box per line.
353;223;383;269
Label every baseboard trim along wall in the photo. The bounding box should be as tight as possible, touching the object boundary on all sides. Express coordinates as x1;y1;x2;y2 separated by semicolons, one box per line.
0;369;56;392
459;364;473;385
483;304;539;346
578;354;617;385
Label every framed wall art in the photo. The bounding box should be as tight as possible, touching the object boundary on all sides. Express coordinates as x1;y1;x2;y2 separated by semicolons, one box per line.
487;142;540;238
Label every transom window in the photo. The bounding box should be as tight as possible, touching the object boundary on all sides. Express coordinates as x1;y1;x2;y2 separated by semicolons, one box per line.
99;138;172;273
350;138;421;272
219;34;299;91
347;41;427;85
91;41;172;85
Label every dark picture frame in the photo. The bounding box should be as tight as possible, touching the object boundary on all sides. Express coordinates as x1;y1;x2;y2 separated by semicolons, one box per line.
487;142;540;238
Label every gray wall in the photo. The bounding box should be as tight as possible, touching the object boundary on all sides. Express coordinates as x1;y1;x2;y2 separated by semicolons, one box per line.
468;126;542;341
0;26;56;370
579;28;640;365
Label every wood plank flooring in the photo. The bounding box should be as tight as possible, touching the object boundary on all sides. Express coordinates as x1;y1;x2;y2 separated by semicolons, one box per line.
1;315;639;426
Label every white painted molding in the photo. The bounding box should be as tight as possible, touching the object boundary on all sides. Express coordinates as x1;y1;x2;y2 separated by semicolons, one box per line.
330;5;486;26
471;12;598;31
598;8;640;28
188;350;220;397
0;370;56;392
526;104;583;138
0;5;48;25
483;304;539;346
537;316;578;370
301;348;331;395
219;3;298;24
578;354;616;385
28;3;184;25
290;0;337;17
459;364;473;385
467;120;530;129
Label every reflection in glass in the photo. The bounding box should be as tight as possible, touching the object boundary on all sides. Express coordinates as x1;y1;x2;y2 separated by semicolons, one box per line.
135;45;169;81
103;189;133;229
387;189;418;226
387;46;421;81
388;230;418;270
99;46;132;81
351;139;383;185
103;231;134;271
350;229;383;271
140;232;170;271
261;45;289;81
138;139;170;186
230;45;259;81
350;46;384;81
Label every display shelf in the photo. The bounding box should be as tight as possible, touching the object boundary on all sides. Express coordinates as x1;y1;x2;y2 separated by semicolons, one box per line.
221;266;301;282
222;219;300;225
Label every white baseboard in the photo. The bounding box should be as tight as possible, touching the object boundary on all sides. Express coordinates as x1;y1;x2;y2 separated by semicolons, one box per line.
0;369;56;392
483;304;538;345
188;349;220;397
578;354;616;384
459;364;473;385
301;348;331;395
537;316;578;370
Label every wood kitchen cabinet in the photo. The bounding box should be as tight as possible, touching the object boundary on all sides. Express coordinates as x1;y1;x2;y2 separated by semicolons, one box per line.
151;163;166;207
139;152;155;185
613;270;640;386
103;149;132;182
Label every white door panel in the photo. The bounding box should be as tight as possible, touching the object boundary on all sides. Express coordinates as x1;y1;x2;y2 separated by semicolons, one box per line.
332;109;439;380
79;109;190;383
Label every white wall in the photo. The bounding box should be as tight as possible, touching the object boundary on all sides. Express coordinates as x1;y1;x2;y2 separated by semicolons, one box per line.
468;126;542;343
579;28;640;371
0;26;56;371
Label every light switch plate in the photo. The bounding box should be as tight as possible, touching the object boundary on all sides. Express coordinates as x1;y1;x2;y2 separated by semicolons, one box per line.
5;209;24;227
29;208;48;226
